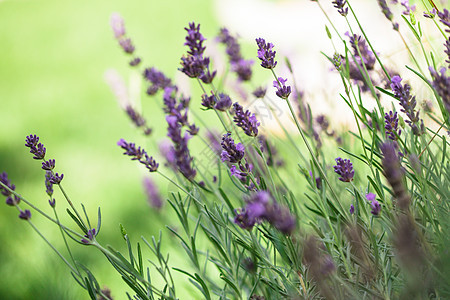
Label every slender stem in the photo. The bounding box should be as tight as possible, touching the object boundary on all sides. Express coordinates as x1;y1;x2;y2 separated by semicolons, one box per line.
419;118;444;158
157;171;203;205
271;68;344;213
58;183;87;229
53;207;82;277
26;219;80;276
0;182;85;239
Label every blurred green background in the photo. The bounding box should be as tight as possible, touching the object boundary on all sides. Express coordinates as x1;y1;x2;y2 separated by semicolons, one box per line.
0;0;219;298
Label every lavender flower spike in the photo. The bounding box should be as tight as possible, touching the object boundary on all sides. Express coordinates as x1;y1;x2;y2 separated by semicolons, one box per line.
429;67;450;115
25;134;46;160
390;75;424;135
221;133;245;163
333;157;354;182
143;177;163;209
0;172;20;206
370;200;381;216
233;102;260;137
117;139;159;172
19;209;31;220
49;173;64;184
273;77;291;99
256;38;277;69
332;0;348;16
384;111;401;141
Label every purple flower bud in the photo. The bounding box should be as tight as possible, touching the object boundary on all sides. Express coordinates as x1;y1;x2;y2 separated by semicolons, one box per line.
42;159;56;171
256;38;277;69
19;209;31;220
110;13;126;38
0;172;16;197
214;93;232;111
365;193;376;201
273;77;291;99
143;177;163;209
49;173;64;184
201;93;215;109
117;139;159;172
370;200;381;216
218;28;253;81
81;228;97;244
350;204;355;214
232;102;260;137
143;67;172;95
49;198;56;208
25;135;47;160
429;67;450;116
333;157;354;182
438;9;450;32
390;76;424;135
252;86;267;98
384;111;401;141
220;133;245;163
332;0;348;16
45;171;53;196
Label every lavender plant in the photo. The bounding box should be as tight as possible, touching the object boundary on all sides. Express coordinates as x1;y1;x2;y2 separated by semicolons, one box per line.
1;1;449;299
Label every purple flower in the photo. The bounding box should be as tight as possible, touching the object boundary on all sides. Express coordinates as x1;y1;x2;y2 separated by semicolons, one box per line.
179;22;215;83
18;209;31;220
429;67;450;115
380;141;410;209
201;93;215;109
117;139;159;172
49;173;64;184
390;75;424;135
110;13;126;38
220;133;245;163
179;55;208;78
399;0;416;16
0;172;20;206
231;59;253;81
143;177;163;209
273;77;291;99
218;28;253;81
252;86;267;98
25;134;39;148
377;0;399;29
350;204;355;214
214;93;232;111
159;140;177;169
125;106;152;135
423;8;437;19
438;9;450;32
25;135;46;160
384;111;401;141
232;102;260;137
370;200;381;216
42;159;56;171
184;22;206;56
346;33;376;70
333;157;354;182
165;115;196;180
256;38;277;69
49;198;56;208
0;172;15;197
143;67;172;95
110;13;140;65
365;193;376;201
332;0;348;16
81;228;97;244
45;171;53;196
235;191;296;234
